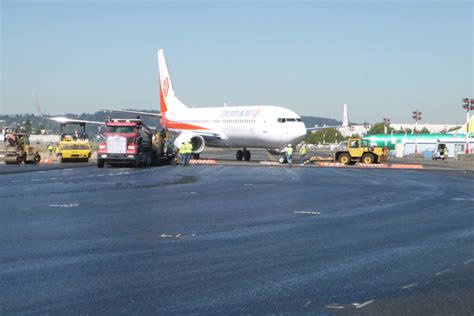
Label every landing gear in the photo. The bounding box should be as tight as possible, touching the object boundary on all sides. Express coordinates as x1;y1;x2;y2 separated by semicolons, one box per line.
236;148;251;161
244;150;251;161
236;150;243;161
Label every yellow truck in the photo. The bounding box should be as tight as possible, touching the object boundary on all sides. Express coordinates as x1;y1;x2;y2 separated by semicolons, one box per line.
56;122;92;163
334;138;387;164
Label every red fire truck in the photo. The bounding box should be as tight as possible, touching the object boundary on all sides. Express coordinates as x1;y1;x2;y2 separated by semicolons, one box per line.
97;119;174;168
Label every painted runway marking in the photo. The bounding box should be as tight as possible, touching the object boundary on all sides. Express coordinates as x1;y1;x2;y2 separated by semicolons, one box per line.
402;283;418;289
11;180;24;183
355;300;374;309
260;161;280;166
294;211;321;215
49;177;59;180
325;304;344;309
435;268;451;276
48;203;79;208
160;233;195;239
244;184;254;187
19;208;31;211
304;301;311;307
178;234;196;238
464;258;474;265
31;179;42;182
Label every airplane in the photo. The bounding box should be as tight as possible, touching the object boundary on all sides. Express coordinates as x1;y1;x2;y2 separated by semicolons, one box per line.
107;49;348;161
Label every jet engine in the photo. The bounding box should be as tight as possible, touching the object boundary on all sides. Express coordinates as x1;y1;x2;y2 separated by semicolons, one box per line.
266;148;283;155
174;132;205;153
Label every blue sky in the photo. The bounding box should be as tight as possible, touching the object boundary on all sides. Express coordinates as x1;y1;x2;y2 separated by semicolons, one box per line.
1;0;472;124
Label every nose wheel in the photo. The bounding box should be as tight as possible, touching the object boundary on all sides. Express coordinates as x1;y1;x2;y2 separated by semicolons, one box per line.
236;149;251;161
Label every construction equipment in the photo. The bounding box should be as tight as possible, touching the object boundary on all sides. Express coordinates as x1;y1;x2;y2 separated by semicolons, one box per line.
97;119;174;168
56;122;91;162
334;138;387;164
4;131;41;164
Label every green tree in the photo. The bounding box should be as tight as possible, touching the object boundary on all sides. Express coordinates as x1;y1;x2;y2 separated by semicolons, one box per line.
367;122;394;135
24;120;32;134
418;127;430;134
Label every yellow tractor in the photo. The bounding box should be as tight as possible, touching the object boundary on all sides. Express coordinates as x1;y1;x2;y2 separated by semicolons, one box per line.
56;122;91;163
334;138;387;165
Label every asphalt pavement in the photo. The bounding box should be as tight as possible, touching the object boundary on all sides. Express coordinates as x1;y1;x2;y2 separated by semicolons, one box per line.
1;162;473;314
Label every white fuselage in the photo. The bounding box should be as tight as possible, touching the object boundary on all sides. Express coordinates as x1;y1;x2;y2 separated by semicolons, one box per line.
165;105;307;149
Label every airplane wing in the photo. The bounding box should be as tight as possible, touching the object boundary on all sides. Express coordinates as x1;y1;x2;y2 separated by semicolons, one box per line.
306;124;346;131
103;108;162;118
50;116;105;125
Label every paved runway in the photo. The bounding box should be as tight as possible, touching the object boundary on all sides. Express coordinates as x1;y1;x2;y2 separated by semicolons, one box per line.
1;164;473;314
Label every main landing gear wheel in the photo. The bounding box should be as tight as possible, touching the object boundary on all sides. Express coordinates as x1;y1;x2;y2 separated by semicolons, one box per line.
236;149;251;161
244;150;251;161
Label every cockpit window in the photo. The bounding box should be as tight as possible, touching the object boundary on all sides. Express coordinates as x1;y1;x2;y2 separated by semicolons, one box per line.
278;118;302;123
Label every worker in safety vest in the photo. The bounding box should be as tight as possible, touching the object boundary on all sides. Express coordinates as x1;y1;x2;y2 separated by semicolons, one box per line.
286;144;294;167
184;141;193;166
178;142;186;166
299;142;307;165
47;144;53;158
443;147;449;161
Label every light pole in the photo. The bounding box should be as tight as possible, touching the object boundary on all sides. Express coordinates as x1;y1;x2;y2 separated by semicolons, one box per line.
383;117;390;150
462;98;474;154
363;122;370;136
412;110;422;154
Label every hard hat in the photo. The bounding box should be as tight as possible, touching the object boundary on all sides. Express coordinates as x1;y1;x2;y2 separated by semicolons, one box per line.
288;144;292;146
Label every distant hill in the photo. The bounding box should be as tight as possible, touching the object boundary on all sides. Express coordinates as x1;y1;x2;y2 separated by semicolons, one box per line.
301;116;343;128
0;110;344;134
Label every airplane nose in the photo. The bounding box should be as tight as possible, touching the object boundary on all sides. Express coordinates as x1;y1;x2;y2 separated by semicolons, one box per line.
294;124;307;141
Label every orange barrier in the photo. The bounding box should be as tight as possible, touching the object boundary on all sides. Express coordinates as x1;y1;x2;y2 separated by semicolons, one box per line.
355;163;389;168
189;159;216;165
390;164;424;169
39;159;54;164
316;162;346;167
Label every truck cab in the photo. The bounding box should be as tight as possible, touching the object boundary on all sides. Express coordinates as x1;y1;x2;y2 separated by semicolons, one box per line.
97;119;154;168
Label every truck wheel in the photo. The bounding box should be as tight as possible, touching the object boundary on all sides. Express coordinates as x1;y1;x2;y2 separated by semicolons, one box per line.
146;152;152;166
338;153;351;165
133;155;140;167
97;159;105;168
33;154;41;164
361;153;374;164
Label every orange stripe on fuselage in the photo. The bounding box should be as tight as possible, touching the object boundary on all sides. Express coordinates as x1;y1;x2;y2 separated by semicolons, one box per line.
162;117;209;130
